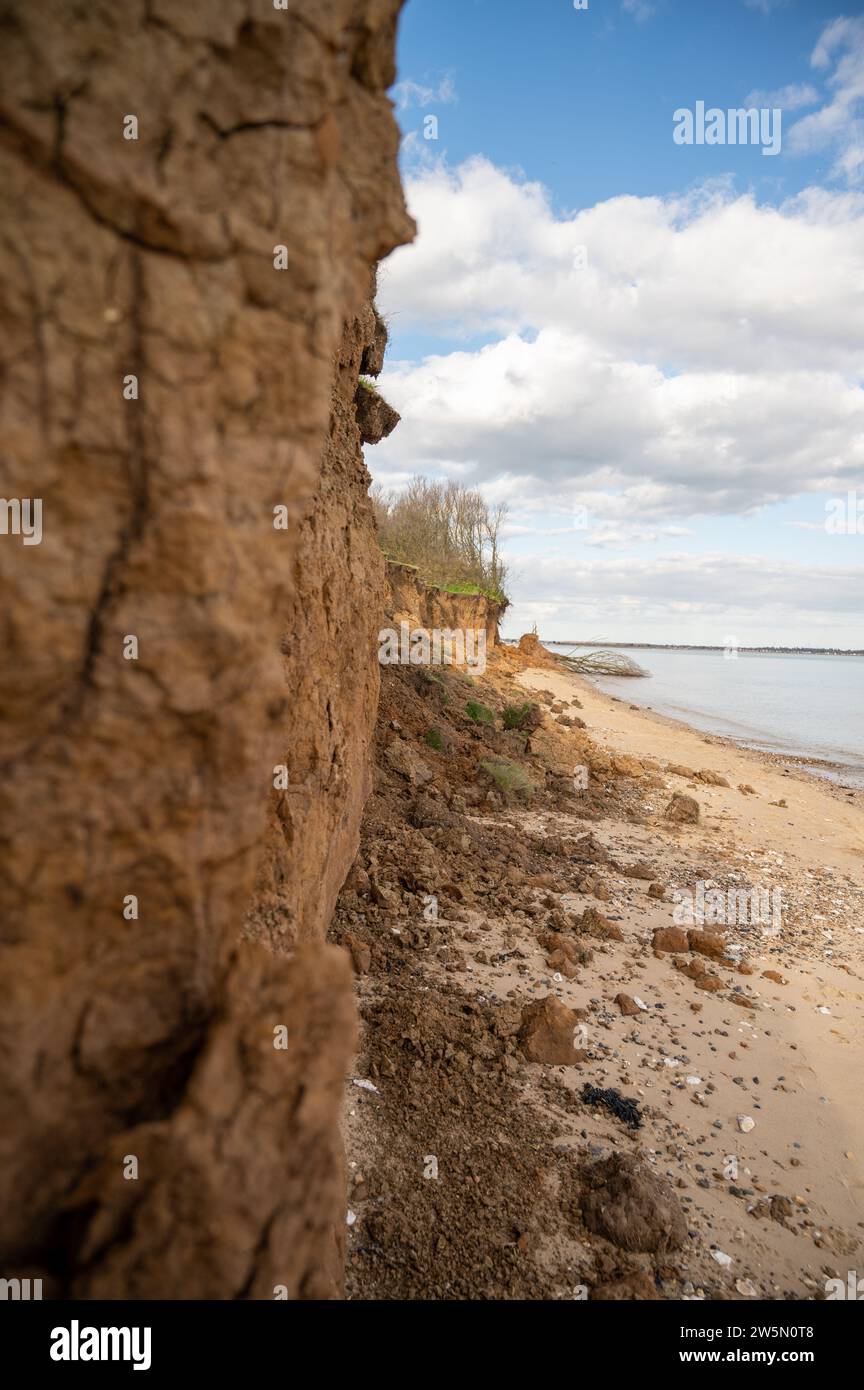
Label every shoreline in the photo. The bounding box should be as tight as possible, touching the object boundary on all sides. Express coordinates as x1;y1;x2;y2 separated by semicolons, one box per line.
515;656;864;884
516;639;864;793
594;682;864;800
562;668;864;799
540;641;864;657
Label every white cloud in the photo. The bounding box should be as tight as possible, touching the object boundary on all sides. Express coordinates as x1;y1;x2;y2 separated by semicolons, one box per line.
392;75;457;111
787;17;864;186
502;519;691;546
379;159;864;373
515;552;863;614
501;553;864;645
582;524;693;548
375;157;864;519
744;82;819;111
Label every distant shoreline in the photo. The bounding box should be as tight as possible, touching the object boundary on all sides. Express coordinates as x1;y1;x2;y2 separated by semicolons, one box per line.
532;641;864;657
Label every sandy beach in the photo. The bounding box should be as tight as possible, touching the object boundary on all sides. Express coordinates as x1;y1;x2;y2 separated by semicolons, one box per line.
513;662;864;1296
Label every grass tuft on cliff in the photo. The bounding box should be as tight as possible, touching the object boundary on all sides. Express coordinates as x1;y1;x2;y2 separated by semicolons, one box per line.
480;757;535;800
465;700;495;727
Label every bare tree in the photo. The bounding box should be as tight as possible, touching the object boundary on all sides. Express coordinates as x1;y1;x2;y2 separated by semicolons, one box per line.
372;477;508;601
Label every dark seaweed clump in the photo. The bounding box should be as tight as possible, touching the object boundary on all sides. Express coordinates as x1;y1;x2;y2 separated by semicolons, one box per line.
581;1084;643;1130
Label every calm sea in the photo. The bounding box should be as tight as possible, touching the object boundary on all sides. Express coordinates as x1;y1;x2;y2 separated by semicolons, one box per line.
544;645;864;790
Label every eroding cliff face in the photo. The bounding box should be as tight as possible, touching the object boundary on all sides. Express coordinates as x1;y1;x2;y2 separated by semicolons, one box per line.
246;293;395;952
386;561;506;648
0;0;412;1298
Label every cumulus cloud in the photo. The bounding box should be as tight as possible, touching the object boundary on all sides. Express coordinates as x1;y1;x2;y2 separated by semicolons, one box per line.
788;17;864;186
374;157;864;518
378;159;864;372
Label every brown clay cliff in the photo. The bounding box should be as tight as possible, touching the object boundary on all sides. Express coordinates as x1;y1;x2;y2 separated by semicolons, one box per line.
386;560;506;650
0;0;412;1298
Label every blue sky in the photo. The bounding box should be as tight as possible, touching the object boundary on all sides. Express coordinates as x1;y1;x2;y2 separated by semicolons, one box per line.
369;0;864;646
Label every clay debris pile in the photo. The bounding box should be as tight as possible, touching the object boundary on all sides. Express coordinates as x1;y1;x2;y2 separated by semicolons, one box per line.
332;644;710;1300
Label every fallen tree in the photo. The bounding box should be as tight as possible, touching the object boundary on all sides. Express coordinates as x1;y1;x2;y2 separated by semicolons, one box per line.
558;649;649;677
